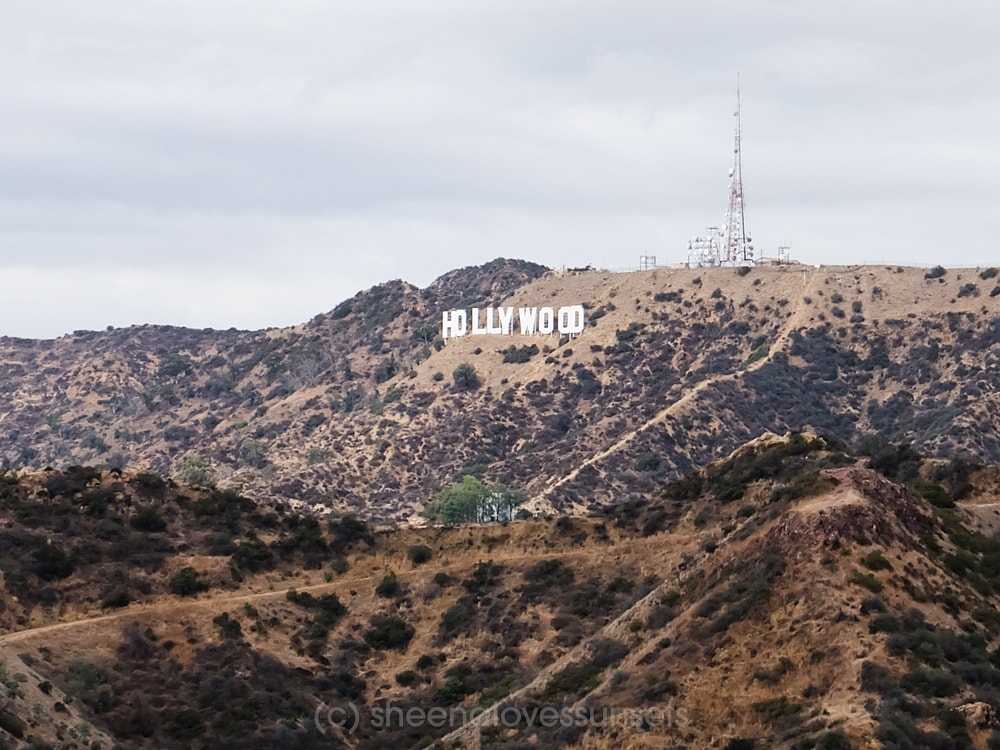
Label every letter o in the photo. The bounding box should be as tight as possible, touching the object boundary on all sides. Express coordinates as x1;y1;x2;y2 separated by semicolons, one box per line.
558;305;585;334
539;307;555;334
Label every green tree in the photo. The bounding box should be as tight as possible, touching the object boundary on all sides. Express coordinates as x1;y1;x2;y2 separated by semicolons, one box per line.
452;363;480;391
424;476;524;524
407;544;432;565
376;572;400;598
157;352;194;379
238;439;268;468
178;453;215;487
130;506;167;533
169;567;208;596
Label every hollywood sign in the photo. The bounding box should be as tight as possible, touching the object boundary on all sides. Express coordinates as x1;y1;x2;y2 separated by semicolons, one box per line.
442;305;586;340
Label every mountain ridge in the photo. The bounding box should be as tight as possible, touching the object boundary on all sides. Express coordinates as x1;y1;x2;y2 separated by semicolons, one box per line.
2;259;999;522
3;435;1000;747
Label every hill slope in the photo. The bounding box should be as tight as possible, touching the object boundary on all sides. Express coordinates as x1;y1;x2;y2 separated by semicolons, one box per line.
2;260;1000;520
3;437;1000;748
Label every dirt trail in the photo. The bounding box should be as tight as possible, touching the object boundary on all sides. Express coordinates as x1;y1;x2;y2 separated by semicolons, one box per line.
440;530;711;745
0;543;631;647
527;267;821;513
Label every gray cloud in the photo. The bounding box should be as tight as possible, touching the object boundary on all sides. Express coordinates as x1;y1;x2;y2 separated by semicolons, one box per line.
1;0;998;337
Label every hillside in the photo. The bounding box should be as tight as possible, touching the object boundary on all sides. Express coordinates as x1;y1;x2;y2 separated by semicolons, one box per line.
3;437;1000;748
2;260;1000;521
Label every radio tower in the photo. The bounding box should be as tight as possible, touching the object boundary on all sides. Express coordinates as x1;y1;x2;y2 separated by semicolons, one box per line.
725;77;754;266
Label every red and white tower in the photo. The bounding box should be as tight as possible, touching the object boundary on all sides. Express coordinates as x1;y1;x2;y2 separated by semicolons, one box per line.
724;78;754;266
686;79;755;268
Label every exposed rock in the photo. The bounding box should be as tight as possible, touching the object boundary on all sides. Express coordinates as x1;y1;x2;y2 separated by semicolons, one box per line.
956;701;997;729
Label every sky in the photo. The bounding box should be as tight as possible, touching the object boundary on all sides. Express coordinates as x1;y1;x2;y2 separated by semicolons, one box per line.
2;1;998;338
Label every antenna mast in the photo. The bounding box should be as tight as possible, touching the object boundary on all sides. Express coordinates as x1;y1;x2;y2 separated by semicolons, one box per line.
725;76;753;266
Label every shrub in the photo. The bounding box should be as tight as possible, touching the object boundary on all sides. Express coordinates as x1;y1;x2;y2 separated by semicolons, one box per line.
131;506;167;533
519;559;574;600
407;544;432;565
133;472;167;496
860;661;898;694
0;709;26;739
590;638;629;668
865;442;921;481
815;730;852;749
635;452;661;471
925;265;946;279
452;363;480;391
654;291;682;303
101;587;131;609
849;570;884;593
395;670;418;687
433;675;469;706
238;439;268;468
374;356;399;384
543;661;603;700
900;666;962;698
364;615;415;651
169;567;208;596
32;541;74;581
63;657;107;700
329;514;374;546
869;613;901;634
178;454;215;487
376;572;400;598
696;550;785;634
752;696;801;723
286;590;347;636
212;612;242;640
306;447;330;465
502;344;540;363
912;479;954;508
157;352;194;379
231;539;275;572
438;597;476;643
862;550;893;572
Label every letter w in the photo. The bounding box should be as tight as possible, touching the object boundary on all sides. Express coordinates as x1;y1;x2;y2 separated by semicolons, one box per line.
518;307;537;335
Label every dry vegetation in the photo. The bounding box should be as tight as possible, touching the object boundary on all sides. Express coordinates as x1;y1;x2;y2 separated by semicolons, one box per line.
3;436;1000;748
5;259;1000;747
2;261;1000;523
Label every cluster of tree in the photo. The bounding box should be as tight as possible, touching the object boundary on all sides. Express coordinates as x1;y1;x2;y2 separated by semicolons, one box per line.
423;475;525;524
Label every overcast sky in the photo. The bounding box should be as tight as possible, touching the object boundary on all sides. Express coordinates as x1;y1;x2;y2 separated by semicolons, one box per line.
2;1;998;338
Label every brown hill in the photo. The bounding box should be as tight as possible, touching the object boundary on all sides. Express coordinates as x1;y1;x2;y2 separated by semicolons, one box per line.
1;260;999;521
2;437;1000;748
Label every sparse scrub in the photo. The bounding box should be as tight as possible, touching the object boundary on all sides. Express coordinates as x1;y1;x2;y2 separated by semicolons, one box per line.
364;615;415;651
169;567;208;596
376;571;400;598
452;363;480;390
407;544;432;565
849;570;884;593
178;453;215;487
862;550;893;572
